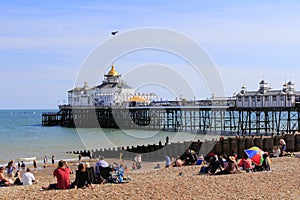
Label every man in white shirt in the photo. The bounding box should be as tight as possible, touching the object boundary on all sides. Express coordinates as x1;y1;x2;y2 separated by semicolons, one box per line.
22;168;35;185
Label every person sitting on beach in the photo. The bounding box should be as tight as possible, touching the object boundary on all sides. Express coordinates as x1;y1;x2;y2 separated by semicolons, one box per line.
71;164;94;189
181;149;197;165
42;160;72;190
215;156;239;175
261;153;271;171
253;153;271;172
270;146;281;158
5;160;15;178
204;152;215;163
238;154;253;172
0;166;12;186
208;155;223;175
174;157;184;167
95;156;110;183
22;168;35;185
279;139;287;156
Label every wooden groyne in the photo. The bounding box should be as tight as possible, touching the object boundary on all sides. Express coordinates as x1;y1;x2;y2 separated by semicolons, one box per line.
67;133;300;161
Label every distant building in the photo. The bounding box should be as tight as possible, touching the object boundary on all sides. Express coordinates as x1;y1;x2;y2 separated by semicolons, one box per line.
68;65;157;107
235;80;300;107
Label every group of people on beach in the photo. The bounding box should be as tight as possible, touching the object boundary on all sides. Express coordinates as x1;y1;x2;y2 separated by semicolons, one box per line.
0;160;36;187
41;154;130;190
169;138;290;175
270;139;287;157
0;137;294;191
0;153;131;190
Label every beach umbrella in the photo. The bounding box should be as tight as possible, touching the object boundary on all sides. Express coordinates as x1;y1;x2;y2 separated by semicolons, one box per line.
244;146;264;166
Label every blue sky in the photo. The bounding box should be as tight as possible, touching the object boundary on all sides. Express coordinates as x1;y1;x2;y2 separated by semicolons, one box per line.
1;1;300;108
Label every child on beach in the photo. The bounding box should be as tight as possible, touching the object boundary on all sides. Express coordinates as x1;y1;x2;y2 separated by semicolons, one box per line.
132;162;137;170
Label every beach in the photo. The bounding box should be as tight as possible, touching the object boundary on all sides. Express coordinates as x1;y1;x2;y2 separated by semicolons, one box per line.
1;156;299;200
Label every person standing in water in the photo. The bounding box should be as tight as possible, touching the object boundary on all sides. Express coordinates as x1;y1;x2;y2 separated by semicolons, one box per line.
51;155;55;165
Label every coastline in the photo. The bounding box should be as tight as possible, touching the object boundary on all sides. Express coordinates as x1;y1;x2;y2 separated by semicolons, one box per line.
0;156;299;200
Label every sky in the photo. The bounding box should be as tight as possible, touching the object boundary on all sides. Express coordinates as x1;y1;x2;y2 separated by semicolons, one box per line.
1;0;300;108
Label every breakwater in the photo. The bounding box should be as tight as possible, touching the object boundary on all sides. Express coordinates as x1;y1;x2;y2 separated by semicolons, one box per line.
68;133;300;161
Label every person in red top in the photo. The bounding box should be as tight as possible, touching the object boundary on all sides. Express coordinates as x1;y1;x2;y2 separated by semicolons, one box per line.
42;160;72;190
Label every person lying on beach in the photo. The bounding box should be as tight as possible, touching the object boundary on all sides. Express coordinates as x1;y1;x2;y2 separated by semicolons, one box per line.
42;160;72;190
0;166;12;186
71;164;94;189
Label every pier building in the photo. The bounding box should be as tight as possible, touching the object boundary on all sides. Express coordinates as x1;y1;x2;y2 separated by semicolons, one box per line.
68;65;156;107
236;80;299;108
42;67;300;135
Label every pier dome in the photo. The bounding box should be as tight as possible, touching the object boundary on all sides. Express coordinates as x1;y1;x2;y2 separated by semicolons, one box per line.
107;65;119;76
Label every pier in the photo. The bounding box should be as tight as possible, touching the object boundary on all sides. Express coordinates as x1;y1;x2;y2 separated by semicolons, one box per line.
42;79;300;135
42;100;300;135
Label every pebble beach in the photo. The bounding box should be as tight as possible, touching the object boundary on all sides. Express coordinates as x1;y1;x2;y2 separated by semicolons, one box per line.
1;156;299;200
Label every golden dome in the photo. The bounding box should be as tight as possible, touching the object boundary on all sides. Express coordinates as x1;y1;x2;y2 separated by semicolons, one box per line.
107;65;119;76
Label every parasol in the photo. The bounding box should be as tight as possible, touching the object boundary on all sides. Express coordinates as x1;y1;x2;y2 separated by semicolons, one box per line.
244;146;265;166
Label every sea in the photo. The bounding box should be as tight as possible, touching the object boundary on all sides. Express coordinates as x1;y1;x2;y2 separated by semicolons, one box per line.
0;109;220;167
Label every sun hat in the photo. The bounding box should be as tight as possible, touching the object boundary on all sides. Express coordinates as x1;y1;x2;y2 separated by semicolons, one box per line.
228;156;236;162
